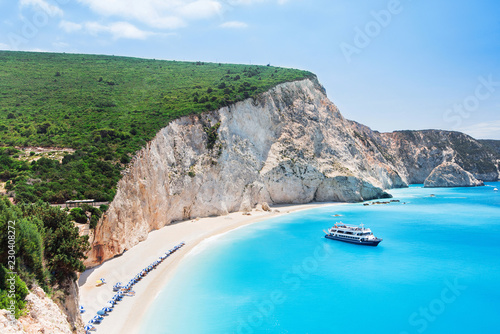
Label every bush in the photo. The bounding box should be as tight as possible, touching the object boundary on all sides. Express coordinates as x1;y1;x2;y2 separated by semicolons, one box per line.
120;155;131;164
204;122;220;150
0;265;29;319
69;207;87;224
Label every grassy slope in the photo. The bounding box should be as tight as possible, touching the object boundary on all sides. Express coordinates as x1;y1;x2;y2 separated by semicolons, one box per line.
0;51;314;203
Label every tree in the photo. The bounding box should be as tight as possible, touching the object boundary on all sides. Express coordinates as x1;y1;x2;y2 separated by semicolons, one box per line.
19;201;90;280
45;223;89;279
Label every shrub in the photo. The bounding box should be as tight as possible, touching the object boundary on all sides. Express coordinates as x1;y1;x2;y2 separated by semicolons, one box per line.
0;265;29;319
69;207;87;224
204;122;221;150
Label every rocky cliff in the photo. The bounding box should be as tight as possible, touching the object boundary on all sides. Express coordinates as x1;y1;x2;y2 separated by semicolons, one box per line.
0;286;82;334
424;162;484;188
85;78;500;266
86;78;405;266
350;126;500;183
480;140;500;156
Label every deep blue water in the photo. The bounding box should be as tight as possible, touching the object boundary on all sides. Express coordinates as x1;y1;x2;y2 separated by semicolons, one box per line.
143;183;500;334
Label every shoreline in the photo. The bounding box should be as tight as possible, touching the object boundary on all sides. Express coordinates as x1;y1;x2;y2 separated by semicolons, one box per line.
78;202;343;334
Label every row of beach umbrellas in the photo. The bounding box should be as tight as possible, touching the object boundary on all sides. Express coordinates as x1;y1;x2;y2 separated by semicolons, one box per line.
83;242;185;333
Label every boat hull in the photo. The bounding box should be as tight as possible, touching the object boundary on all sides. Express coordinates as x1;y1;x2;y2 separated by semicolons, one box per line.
325;234;382;246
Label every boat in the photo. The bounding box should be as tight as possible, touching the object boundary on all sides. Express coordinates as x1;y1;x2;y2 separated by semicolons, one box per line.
324;222;382;246
494;188;498;192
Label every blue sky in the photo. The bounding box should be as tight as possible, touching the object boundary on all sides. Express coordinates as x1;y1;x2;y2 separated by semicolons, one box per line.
1;0;500;139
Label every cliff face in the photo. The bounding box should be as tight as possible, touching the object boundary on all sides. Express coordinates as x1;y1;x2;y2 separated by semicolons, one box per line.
85;78;500;266
86;79;404;266
479;139;500;156
424;162;484;188
351;126;500;184
0;287;80;334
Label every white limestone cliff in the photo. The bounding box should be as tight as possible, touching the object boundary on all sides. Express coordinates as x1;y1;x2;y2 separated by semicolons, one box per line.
86;78;404;266
85;78;499;266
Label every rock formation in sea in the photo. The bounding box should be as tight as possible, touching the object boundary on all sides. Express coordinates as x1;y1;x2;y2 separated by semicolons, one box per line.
85;78;500;267
424;162;484;188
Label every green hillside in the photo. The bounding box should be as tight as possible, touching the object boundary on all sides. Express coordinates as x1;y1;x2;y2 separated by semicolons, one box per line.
0;51;314;203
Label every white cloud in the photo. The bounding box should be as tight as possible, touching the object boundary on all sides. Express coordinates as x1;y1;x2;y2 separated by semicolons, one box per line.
176;0;222;20
77;0;224;29
77;0;290;30
84;21;154;40
20;0;64;17
219;21;248;28
458;120;500;140
59;20;82;33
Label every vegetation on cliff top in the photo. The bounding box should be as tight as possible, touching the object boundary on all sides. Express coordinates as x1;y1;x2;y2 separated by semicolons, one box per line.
0;51;314;203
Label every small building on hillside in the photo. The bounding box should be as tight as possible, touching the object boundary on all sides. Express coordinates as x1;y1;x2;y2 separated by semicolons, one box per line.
65;199;95;208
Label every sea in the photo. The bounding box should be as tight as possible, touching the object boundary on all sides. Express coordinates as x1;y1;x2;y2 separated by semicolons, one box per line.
143;183;500;334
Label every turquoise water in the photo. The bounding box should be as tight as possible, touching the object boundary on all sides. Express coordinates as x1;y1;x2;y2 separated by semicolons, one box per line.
143;183;500;334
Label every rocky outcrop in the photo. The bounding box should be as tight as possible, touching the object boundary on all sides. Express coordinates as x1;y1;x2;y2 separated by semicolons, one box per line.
0;287;79;334
86;78;405;266
424;162;484;188
350;126;500;183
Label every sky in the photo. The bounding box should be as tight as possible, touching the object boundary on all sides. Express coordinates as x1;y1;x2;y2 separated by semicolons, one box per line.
1;0;500;139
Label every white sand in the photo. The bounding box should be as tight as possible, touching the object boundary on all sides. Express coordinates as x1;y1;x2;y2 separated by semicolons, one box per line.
78;202;341;334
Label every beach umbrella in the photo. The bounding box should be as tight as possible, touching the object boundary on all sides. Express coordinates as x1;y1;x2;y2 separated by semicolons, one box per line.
97;309;106;316
84;324;95;331
103;307;113;312
106;301;115;308
79;305;85;313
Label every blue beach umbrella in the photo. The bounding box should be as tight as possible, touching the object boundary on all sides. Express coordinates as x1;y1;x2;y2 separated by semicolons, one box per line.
84;324;95;331
96;309;106;316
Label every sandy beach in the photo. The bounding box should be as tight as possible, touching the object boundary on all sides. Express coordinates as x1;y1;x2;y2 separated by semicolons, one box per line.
78;202;341;334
